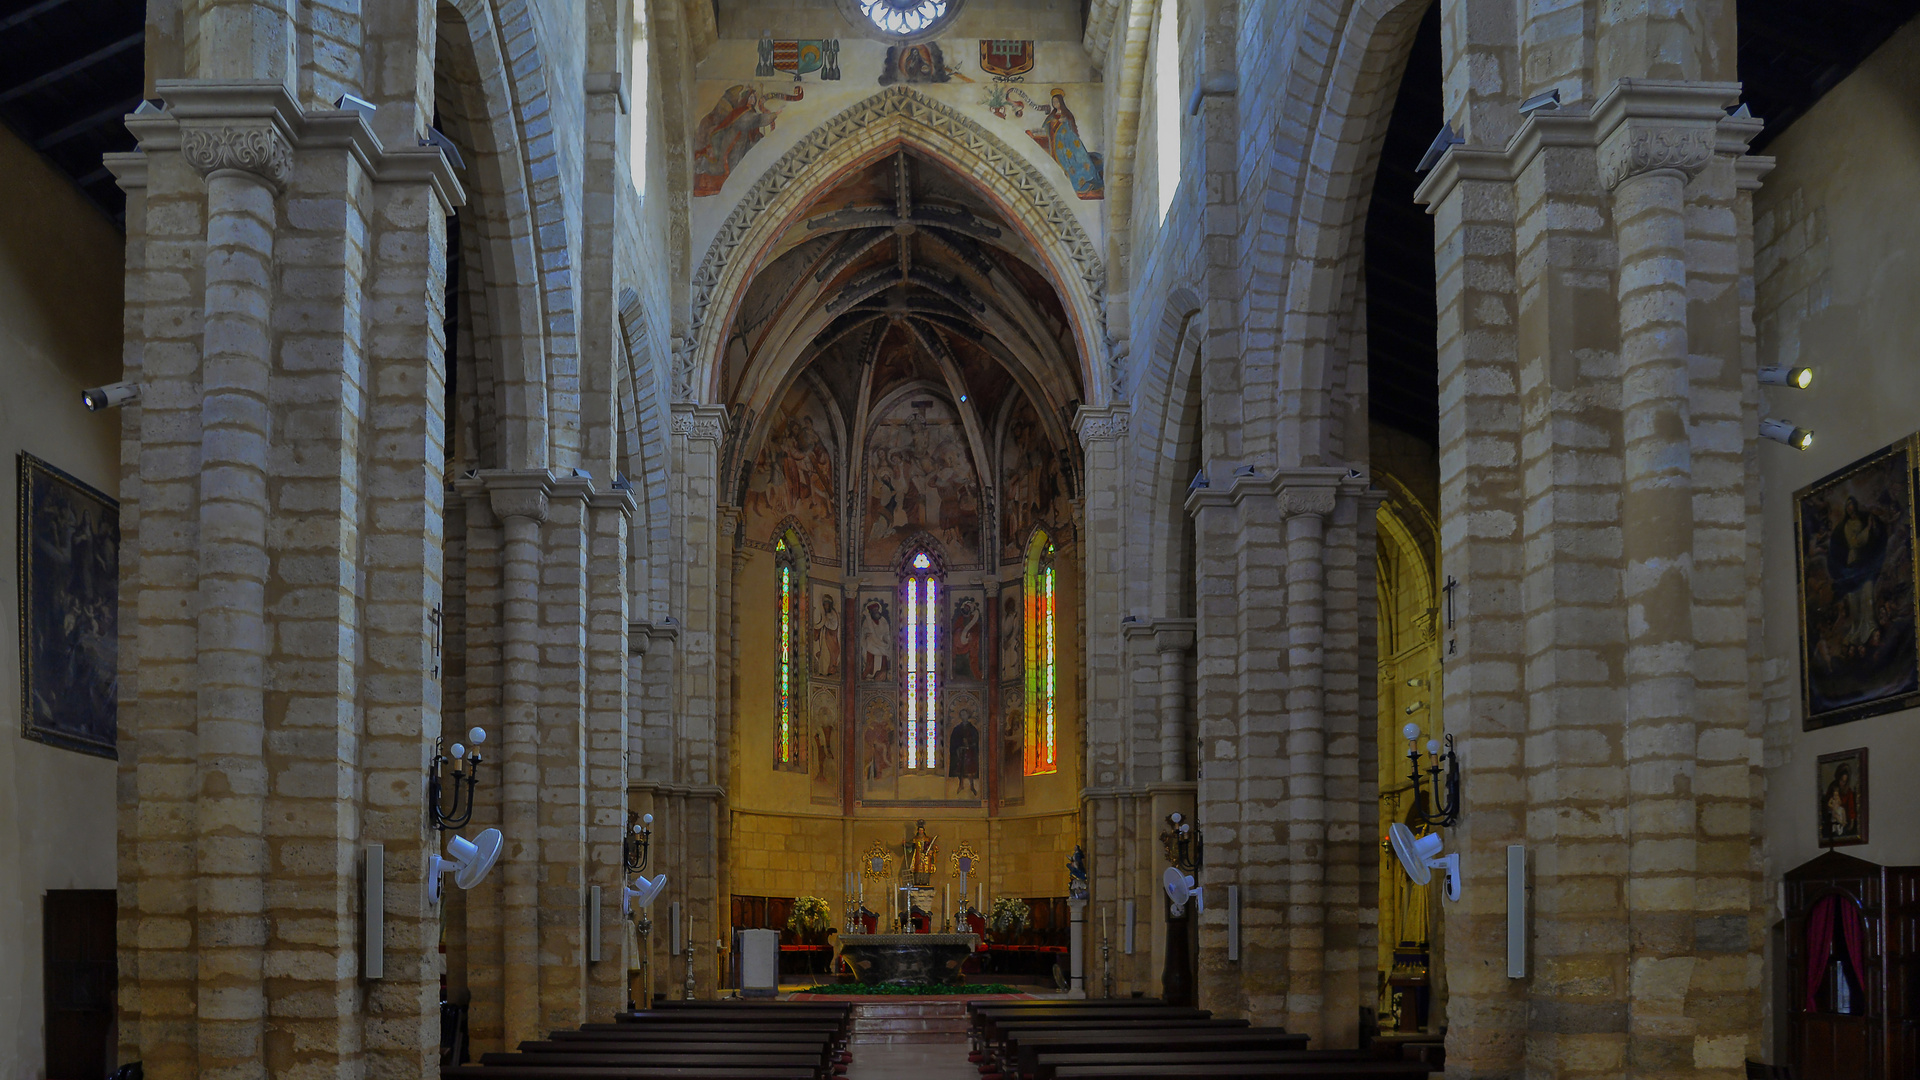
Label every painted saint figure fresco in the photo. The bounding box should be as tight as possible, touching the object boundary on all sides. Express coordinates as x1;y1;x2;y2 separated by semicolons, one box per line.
1025;89;1104;199
693;83;804;196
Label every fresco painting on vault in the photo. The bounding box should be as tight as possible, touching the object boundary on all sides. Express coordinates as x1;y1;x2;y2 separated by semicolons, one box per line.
879;42;970;85
1023;88;1103;199
1000;400;1071;561
948;689;983;796
693;84;805;196
811;584;842;677
758;38;841;81
811;685;842;803
864;395;981;568
980;40;1034;118
859;689;900;797
744;387;839;551
859;593;894;681
1794;437;1920;730
951;590;987;680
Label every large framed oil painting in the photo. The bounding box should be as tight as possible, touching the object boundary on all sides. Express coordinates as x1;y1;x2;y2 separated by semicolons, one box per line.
1816;747;1868;847
17;452;119;758
1794;438;1920;730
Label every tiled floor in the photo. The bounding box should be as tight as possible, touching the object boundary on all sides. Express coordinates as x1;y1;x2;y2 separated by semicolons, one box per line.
845;1042;980;1080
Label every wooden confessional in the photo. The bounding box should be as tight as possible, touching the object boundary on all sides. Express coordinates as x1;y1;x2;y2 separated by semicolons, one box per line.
1782;851;1920;1079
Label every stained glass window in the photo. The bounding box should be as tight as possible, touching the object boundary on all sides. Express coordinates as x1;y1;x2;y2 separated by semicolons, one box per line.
777;538;794;765
904;550;940;770
858;0;949;36
1025;533;1057;775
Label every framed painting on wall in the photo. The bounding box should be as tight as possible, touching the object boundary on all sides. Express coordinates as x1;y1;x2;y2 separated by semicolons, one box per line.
1816;747;1868;847
17;452;119;758
1794;438;1920;730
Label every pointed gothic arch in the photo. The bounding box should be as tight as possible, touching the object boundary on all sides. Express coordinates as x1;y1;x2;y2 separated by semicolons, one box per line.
686;86;1112;407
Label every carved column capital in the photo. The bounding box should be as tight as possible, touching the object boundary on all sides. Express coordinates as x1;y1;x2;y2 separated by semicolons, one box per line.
470;468;554;523
670;403;729;443
181;123;293;188
1074;403;1131;444
1272;467;1350;520
1599;123;1716;190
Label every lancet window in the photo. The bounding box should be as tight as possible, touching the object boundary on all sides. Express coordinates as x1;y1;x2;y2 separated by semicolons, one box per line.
903;549;941;770
1025;532;1057;775
774;534;808;771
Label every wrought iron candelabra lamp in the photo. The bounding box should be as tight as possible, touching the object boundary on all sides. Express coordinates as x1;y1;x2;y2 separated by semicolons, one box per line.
1401;722;1461;828
625;811;653;874
1160;812;1202;874
429;725;489;831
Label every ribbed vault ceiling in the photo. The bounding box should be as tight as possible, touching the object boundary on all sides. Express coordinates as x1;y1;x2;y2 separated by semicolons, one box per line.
722;147;1082;459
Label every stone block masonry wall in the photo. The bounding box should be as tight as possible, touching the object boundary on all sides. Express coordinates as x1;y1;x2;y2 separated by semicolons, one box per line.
108;80;464;1079
1415;81;1768;1079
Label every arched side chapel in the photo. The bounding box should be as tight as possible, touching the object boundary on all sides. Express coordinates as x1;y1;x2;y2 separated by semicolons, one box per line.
72;0;1909;1074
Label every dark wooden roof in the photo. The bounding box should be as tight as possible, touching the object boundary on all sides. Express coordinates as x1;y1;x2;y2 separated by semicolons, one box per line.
0;0;144;228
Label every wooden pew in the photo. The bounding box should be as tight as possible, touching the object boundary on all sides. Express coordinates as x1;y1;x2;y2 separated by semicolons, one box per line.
444;1067;818;1080
1030;1050;1427;1080
444;1001;850;1080
1048;1064;1433;1080
995;1027;1310;1080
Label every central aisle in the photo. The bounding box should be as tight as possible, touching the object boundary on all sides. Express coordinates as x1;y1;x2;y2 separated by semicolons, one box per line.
845;1043;980;1080
837;998;985;1080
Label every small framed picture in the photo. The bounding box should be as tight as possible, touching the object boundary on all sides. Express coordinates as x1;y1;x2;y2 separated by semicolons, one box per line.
1816;747;1869;847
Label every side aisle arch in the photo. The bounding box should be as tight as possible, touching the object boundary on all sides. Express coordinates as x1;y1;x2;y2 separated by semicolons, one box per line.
684;85;1112;406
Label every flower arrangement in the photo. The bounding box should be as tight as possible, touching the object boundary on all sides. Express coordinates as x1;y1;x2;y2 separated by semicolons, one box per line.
788;896;833;940
986;896;1031;936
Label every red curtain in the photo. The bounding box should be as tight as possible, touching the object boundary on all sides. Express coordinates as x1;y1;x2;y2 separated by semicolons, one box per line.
1804;892;1867;1012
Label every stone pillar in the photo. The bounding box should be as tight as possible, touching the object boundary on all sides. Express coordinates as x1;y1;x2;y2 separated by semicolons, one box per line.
539;476;593;1032
1068;897;1088;998
1155;624;1195;782
181;119;289;1080
669;404;729;996
587;489;636;1022
487;470;551;1046
1275;472;1339;1042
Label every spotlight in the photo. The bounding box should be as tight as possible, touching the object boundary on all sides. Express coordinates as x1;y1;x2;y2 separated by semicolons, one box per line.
1518;89;1561;115
333;93;376;115
1759;417;1814;450
428;827;502;903
82;381;140;411
1759;365;1813;389
1416;123;1463;174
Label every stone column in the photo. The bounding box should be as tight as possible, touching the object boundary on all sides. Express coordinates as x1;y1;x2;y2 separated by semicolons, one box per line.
1068;897;1088;998
180;116;290;1080
539;476;593;1032
1599;97;1720;1079
587;489;636;1022
1154;623;1195;782
1413;143;1528;1076
486;470;552;1046
669;404;729;996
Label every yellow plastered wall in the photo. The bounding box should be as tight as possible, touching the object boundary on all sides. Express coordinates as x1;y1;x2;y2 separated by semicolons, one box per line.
0;123;124;1076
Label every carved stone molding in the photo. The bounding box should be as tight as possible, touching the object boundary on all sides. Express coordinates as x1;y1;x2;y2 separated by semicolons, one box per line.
181;124;293;188
670;404;728;443
1600;124;1716;190
689;85;1108;389
1277;486;1339;519
1074;404;1131;444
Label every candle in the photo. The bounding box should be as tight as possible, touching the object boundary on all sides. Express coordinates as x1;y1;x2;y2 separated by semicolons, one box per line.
945;884;951;930
977;882;983;911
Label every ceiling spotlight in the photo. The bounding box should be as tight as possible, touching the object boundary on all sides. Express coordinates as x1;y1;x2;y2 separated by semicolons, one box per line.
1416;123;1463;174
1759;365;1813;389
428;827;503;904
1759;417;1814;450
1518;89;1561;115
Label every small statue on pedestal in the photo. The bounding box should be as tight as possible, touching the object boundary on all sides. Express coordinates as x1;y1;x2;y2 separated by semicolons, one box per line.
1067;844;1088;900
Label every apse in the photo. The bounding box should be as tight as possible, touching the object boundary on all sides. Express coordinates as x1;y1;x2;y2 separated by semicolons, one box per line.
719;145;1087;910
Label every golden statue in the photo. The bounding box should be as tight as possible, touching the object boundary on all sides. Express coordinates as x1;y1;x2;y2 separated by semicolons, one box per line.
907;820;938;880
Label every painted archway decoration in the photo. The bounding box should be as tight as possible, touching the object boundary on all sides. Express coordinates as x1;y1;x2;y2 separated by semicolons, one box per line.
684;85;1110;404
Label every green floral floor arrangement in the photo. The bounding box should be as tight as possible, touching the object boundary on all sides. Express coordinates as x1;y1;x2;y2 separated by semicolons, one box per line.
795;982;1021;995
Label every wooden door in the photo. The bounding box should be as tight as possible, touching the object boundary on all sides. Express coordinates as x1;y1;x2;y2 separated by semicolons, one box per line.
43;889;115;1080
